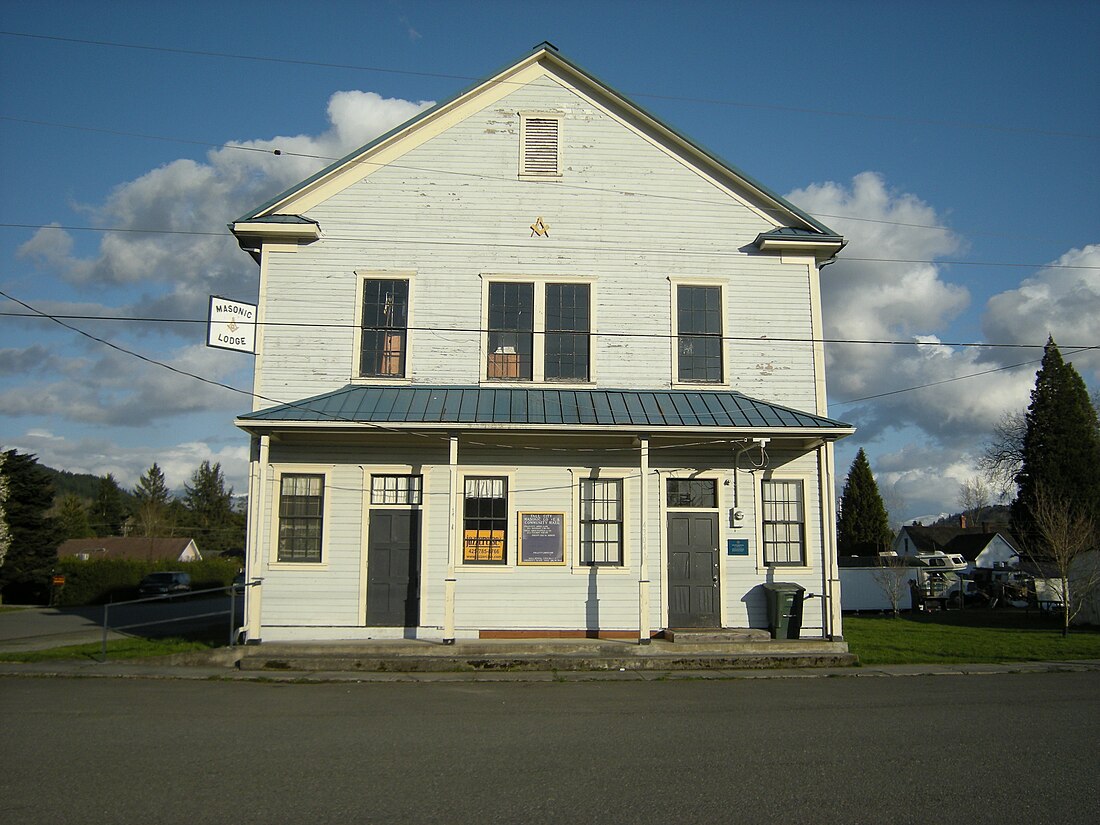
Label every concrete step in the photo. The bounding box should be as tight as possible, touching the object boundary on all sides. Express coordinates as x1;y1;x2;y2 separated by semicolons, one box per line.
665;627;772;643
236;640;856;673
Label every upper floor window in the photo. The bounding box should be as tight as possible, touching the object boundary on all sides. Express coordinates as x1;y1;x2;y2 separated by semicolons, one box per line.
544;283;590;381
520;113;561;177
360;278;409;378
676;284;723;383
485;280;591;383
487;282;534;380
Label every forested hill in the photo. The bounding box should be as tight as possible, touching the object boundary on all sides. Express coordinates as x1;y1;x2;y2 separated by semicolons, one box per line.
40;465;138;508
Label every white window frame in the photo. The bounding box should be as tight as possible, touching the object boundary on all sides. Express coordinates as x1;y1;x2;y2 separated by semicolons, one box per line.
352;270;415;383
267;465;332;569
758;476;810;569
669;277;728;387
480;274;596;385
519;112;563;179
455;469;518;570
571;470;633;571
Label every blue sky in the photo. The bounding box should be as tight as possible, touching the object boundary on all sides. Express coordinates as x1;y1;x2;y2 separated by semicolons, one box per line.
1;0;1097;522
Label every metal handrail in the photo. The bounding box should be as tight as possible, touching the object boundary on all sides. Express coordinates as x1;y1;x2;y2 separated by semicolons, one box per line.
100;579;261;661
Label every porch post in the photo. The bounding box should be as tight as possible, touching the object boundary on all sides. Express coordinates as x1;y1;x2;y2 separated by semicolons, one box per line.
820;442;843;640
638;435;651;645
244;435;268;643
444;433;459;644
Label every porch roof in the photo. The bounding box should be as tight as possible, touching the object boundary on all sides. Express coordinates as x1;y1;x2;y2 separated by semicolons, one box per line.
237;386;853;435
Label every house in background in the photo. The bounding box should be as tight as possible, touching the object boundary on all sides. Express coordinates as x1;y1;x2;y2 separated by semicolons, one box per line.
59;537;203;563
892;525;1020;571
231;44;853;644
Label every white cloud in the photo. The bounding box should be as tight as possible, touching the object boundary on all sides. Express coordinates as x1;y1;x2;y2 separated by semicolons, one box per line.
4;429;249;493
17;90;434;316
983;244;1100;381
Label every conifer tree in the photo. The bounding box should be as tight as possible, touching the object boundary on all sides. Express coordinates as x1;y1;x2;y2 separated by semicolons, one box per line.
133;463;172;539
56;494;95;540
837;448;894;556
91;473;127;536
182;461;240;555
0;450;61;602
1011;338;1100;544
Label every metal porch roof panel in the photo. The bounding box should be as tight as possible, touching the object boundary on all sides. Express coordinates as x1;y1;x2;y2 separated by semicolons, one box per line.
239;386;852;432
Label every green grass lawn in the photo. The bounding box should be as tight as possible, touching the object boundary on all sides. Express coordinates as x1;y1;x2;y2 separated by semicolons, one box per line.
845;611;1100;665
0;636;219;664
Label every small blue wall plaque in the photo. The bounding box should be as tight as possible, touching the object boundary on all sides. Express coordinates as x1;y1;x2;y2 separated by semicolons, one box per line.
727;539;749;556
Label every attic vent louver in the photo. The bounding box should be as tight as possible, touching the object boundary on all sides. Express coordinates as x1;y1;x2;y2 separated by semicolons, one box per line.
521;114;561;177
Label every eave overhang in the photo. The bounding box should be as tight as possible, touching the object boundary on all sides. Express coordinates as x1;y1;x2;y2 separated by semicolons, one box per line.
753;227;847;259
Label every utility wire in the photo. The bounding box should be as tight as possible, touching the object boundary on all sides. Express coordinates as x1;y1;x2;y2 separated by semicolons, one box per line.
3;222;1096;270
2;30;1097;141
2;309;1095;352
0;115;1084;246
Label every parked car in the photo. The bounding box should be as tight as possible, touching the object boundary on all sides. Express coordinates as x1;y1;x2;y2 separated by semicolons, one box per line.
138;571;191;597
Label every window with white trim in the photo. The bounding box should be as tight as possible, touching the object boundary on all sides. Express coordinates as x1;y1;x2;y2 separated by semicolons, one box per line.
359;278;409;378
762;479;805;566
520;113;561;177
463;477;508;564
676;284;724;383
485;281;591;382
580;478;623;566
370;474;422;505
277;474;325;563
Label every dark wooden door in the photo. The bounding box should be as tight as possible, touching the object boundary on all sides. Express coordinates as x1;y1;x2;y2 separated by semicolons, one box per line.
667;512;720;628
366;510;420;627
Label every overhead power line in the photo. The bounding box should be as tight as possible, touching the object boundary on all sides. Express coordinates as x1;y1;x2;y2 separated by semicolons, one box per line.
2;30;1097;141
0;115;1091;246
1;309;1095;353
2;222;1096;270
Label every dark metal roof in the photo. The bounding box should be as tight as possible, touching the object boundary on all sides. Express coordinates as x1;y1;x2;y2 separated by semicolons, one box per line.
238;386;852;432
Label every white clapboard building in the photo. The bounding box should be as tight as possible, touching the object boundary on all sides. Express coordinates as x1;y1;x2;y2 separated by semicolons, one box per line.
231;44;853;643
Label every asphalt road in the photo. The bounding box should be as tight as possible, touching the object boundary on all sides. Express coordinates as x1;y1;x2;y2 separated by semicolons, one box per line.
2;672;1097;824
0;594;241;651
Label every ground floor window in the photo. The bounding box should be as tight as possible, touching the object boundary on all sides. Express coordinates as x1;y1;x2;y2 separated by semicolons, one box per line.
762;479;805;566
463;477;507;564
580;478;623;565
277;474;324;563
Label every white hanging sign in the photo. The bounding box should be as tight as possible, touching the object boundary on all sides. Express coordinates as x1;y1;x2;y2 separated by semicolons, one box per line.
207;295;257;353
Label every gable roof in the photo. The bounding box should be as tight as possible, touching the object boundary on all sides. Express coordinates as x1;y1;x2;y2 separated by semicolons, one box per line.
237;385;853;437
898;526;1020;561
59;537;201;562
232;44;841;251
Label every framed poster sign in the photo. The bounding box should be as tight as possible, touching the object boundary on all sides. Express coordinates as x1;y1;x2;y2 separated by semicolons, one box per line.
518;512;566;566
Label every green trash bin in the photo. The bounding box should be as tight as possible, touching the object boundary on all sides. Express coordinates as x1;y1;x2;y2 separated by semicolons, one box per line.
763;582;806;639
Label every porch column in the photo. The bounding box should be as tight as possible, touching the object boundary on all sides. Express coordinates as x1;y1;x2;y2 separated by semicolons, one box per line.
443;433;459;644
638;435;651;645
244;435;269;643
820;442;843;640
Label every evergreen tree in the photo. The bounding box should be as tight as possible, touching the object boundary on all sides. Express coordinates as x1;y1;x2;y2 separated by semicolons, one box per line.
55;494;95;540
0;450;61;602
91;473;127;536
837;448;894;556
133;463;172;538
1011;338;1100;544
182;461;241;555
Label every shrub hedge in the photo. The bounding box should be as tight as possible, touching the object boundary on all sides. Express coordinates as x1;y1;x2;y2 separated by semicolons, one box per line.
54;557;241;606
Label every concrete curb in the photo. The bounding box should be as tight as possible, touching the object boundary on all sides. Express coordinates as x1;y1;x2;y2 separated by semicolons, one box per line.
1;658;1098;684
